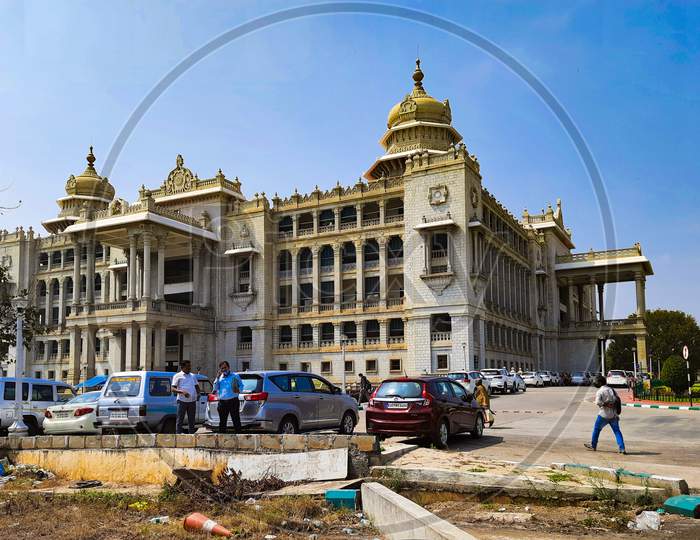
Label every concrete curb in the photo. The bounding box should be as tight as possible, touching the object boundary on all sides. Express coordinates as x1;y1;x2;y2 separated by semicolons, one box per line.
370;466;667;504
361;482;476;540
551;463;688;496
371;443;419;466
623;402;700;411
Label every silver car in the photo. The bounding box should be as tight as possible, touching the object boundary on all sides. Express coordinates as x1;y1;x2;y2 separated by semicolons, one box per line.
205;371;359;435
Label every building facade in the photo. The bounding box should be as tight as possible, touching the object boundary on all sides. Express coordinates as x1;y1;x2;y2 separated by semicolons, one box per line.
0;61;653;384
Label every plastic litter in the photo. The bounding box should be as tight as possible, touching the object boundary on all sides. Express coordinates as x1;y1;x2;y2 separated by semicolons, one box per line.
627;511;661;531
149;516;170;524
264;535;277;539
244;497;257;505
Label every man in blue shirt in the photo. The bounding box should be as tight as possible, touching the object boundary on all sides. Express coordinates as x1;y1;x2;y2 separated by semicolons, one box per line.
213;361;243;433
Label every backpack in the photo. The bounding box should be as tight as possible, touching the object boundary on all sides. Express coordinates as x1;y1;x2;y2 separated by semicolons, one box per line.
610;388;622;415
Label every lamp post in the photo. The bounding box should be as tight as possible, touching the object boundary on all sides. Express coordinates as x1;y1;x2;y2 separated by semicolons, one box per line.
632;346;637;378
461;342;467;371
8;296;29;437
341;333;348;394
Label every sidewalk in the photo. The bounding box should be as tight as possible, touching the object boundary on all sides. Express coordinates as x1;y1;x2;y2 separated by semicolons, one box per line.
617;389;700;411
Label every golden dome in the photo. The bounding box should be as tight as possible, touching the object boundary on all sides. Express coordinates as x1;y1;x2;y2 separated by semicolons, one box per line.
387;59;452;129
65;147;115;202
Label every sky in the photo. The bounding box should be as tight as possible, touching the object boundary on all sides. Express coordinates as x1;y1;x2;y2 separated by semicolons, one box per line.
0;0;698;319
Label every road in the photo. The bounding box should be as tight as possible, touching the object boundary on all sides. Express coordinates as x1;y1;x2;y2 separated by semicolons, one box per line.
358;386;700;490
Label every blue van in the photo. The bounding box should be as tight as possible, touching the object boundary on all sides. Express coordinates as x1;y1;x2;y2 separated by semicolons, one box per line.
96;371;212;433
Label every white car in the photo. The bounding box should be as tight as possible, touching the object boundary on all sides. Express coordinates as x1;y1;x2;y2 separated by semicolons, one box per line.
447;371;491;395
44;391;101;435
0;377;75;435
522;371;544;387
537;371;552;386
480;368;515;394
606;370;628;388
548;371;562;386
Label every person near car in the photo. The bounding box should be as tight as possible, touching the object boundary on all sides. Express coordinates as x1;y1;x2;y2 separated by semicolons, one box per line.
474;379;494;427
214;361;243;433
357;373;372;405
585;374;626;454
171;360;200;435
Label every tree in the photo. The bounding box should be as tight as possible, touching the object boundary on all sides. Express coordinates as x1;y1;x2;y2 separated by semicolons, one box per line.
0;265;44;362
660;355;688;394
606;309;700;377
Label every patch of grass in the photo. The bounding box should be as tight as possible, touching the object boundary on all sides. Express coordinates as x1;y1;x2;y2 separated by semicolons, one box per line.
379;468;407;491
547;472;580;484
468;466;487;473
403;490;464;507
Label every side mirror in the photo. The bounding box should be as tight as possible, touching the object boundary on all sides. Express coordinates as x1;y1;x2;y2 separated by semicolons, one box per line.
462;394;471;402
333;386;342;395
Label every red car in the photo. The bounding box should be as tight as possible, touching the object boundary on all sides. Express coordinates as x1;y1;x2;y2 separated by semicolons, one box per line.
365;376;485;448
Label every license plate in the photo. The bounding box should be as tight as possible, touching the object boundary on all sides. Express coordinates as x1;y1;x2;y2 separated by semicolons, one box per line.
110;410;128;420
386;402;408;409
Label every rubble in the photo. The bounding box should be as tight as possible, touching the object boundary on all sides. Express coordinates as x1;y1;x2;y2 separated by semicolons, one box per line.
169;467;290;504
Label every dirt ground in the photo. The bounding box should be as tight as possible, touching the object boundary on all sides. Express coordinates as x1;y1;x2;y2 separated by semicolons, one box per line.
402;490;700;539
0;486;380;539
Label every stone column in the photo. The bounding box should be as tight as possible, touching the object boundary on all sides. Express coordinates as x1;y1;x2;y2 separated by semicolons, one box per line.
292;214;299;238
86;239;95;305
636;334;649;373
103;271;110;303
125;323;139;371
312;246;320;312
44;282;51;326
635;273;646;317
355;239;364;307
202;244;211;306
379;200;385;224
69;326;81;385
156;234;166;300
139;324;153;370
72;239;81;306
153;325;166;370
109;332;124;373
378;237;387;307
334;207;340;231
58;278;66;326
379;319;388;344
567;278;576;323
128;232;138;301
142;232;152;300
312;210;318;235
479;318;486;370
333;243;342;309
597;282;605;322
85;326;97;379
291;323;299;349
114;271;121;301
291;248;299;314
192;240;201;306
136;252;143;300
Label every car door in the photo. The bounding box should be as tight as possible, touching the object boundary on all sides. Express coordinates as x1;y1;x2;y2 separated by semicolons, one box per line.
310;376;337;427
147;375;175;426
195;378;212;423
431;380;457;431
29;383;55;425
289;375;318;429
449;381;476;430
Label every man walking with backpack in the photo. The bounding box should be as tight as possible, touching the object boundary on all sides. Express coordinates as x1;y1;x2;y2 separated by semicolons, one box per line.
585;374;626;454
214;361;243;434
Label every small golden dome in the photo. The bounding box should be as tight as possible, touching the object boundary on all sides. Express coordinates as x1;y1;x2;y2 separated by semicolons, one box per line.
65;146;115;201
387;59;452;129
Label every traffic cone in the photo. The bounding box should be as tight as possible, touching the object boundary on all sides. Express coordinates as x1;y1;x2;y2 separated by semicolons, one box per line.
183;512;233;537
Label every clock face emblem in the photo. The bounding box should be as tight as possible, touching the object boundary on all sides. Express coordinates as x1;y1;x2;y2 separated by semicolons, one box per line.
429;185;449;206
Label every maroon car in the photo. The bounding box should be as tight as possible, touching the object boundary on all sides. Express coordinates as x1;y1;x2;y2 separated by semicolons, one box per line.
365;376;485;448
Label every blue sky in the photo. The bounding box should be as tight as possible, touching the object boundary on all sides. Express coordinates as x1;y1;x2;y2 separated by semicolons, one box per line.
0;1;698;318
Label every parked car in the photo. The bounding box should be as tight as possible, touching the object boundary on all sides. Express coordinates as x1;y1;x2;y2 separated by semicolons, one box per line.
44;391;101;435
521;371;544;387
548;371;562;386
606;370;628;388
570;371;591;386
480;368;515;394
365;377;485;448
96;371;212;433
0;377;75;435
206;371;358;435
512;374;527;392
469;371;491;395
537;371;552;386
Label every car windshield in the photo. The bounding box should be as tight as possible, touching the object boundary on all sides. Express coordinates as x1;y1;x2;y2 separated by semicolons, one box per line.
56;387;76;402
523;372;535;376
481;370;500;376
67;391;101;405
239;375;263;393
104;376;142;397
609;370;625;376
376;381;423;399
468;372;482;378
447;373;466;380
573;372;585;377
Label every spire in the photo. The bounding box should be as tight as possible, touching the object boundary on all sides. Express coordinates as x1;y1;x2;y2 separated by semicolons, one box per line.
86;146;96;171
413;58;424;89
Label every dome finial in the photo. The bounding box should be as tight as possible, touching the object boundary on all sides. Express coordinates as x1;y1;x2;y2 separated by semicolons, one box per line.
413;57;424;88
86;146;96;170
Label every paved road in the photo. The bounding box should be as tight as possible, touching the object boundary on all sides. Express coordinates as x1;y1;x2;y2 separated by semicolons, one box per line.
358;386;700;489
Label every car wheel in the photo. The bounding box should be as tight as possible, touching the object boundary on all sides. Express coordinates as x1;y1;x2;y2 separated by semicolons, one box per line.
24;416;40;437
522;385;527;393
277;415;298;434
471;414;484;439
160;418;176;434
338;412;355;435
432;419;449;449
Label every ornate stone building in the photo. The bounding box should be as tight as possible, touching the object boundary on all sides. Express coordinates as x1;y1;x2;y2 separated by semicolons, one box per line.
0;61;653;384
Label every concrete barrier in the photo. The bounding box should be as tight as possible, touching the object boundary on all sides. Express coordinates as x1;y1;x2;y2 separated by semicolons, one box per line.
0;434;379;484
361;482;476;540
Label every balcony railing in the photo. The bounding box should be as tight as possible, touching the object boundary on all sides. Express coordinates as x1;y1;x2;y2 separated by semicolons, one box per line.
431;331;452;343
385;214;404;224
320;339;335;348
299;267;312;276
299;341;315;349
340;221;357;231
319;303;334;312
298;304;313;313
278;231;293;240
363;298;380;309
278;306;292;315
387;297;404;307
297;228;314;237
237;342;252;350
277;342;293;349
342;262;356;271
340;302;355;311
278;269;292;279
318;223;335;233
388;336;405;344
364;337;380;345
341;338;358;346
388;257;403;267
362;218;380;227
364;260;379;270
320;265;334;274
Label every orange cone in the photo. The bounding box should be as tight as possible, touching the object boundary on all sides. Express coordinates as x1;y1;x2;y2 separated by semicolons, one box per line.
183;512;233;537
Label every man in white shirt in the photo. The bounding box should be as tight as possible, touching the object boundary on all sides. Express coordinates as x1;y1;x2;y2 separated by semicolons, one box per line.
585;374;626;454
171;360;200;434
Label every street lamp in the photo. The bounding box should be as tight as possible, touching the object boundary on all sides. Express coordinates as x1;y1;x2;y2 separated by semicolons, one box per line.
461;342;467;371
632;346;637;378
8;296;29;437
